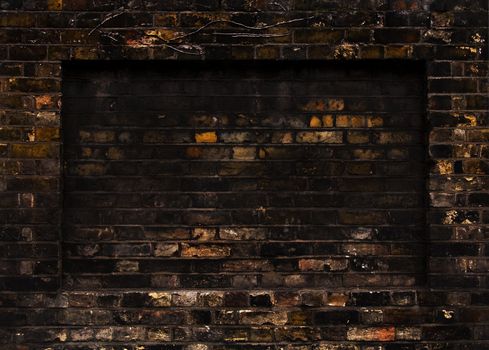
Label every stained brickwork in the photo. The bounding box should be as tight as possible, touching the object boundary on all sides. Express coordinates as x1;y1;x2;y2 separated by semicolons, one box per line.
0;0;488;349
62;61;426;291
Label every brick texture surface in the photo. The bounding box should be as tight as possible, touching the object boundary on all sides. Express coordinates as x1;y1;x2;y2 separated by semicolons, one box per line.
62;61;426;293
0;0;488;349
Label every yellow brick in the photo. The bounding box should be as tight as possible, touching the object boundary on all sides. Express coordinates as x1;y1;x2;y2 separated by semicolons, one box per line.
11;144;56;158
31;128;60;141
463;114;477;126
145;29;181;42
192;228;216;241
233;147;255;160
195;131;217;143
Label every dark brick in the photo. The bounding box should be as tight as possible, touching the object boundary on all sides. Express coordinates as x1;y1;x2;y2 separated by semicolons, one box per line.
352;292;390;306
469;194;489;206
294;29;344;44
423;326;471;340
9;45;47;60
250;293;273;307
374;28;421;43
314;310;360;325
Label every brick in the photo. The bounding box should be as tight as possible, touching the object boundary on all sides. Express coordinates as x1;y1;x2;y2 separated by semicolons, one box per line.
336;115;366;127
347;326;395;341
360;45;385;59
385;45;412;58
374;29;420;43
10;46;47;60
239;311;287;325
154;243;179;257
29;127;60;141
11;144;58;158
256;46;281;60
294;29;344;44
232;147;255;160
422;326;471;340
219;228;266;240
298;259;325;271
181;244;231;257
34;95;58;109
296;131;343;143
147;328;171;341
327;293;349;307
0;14;36;27
192;228;216;241
195;131;218;143
250;292;273;307
325;258;349;271
309;115;322;128
314;310;360;325
389;0;421;10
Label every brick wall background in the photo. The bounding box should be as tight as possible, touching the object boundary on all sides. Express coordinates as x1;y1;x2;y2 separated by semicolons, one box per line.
0;0;488;349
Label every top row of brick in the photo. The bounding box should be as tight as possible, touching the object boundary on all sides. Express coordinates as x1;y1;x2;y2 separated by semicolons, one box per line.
1;0;488;12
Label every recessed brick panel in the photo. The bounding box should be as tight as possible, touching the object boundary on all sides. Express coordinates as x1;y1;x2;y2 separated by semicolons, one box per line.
62;61;426;292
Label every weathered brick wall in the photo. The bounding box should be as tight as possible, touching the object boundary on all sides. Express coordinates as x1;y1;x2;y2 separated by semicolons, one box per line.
0;0;488;349
62;60;427;292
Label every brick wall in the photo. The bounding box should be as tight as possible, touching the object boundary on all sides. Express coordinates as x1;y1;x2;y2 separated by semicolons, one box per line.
0;1;488;349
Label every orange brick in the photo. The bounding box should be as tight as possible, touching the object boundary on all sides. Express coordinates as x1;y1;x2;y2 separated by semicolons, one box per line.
195;131;217;143
347;327;395;342
298;259;325;271
186;146;202;158
328;98;344;111
309;116;322;128
35;95;55;109
302;100;326;112
368;116;384;127
322;114;334;127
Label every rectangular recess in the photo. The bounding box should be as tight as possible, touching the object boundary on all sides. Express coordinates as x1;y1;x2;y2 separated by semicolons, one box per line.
61;61;427;290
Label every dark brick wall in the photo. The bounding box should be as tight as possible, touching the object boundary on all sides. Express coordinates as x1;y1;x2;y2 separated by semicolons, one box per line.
62;61;427;290
0;0;488;349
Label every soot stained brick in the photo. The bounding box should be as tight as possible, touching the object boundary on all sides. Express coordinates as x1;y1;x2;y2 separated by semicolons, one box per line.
53;60;429;346
2;0;488;347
